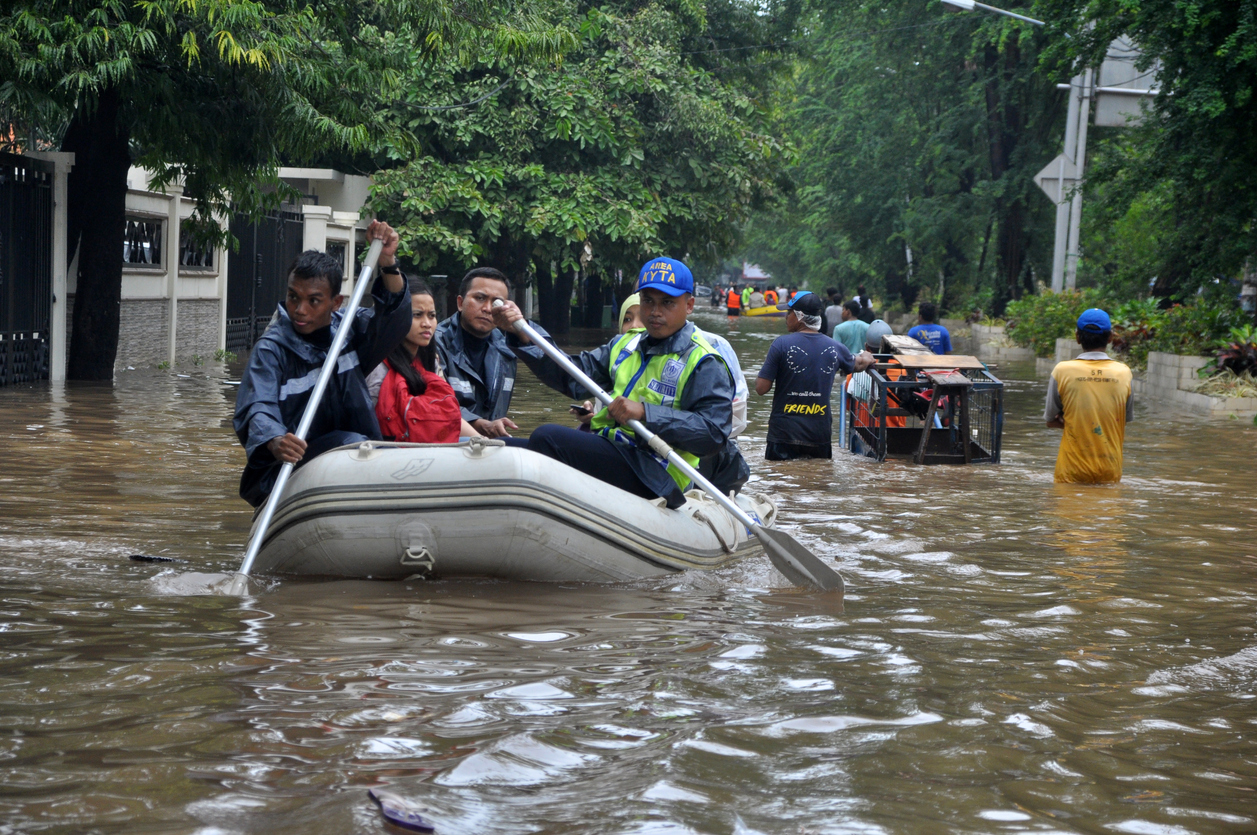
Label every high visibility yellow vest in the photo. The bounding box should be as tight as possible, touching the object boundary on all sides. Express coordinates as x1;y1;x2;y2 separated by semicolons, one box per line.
589;328;723;492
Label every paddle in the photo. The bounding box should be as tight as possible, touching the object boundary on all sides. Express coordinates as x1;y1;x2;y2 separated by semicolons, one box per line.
226;238;385;596
492;301;844;593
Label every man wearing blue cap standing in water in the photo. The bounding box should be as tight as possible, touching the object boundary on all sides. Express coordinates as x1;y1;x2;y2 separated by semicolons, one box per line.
493;257;734;508
1045;308;1134;483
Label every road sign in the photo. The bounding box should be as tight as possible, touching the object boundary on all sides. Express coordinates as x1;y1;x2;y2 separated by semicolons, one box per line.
1034;154;1080;204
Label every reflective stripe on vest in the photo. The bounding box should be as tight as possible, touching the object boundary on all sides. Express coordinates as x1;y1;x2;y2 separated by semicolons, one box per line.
589;328;722;492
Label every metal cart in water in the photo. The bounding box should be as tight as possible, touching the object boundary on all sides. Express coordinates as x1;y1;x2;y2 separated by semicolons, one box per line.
839;352;1004;465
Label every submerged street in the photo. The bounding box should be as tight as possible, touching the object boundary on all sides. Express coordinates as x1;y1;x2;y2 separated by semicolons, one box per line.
1;310;1255;834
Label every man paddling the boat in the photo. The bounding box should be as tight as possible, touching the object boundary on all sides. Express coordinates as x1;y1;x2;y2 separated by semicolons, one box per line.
610;293;750;495
494;257;734;509
233;221;412;507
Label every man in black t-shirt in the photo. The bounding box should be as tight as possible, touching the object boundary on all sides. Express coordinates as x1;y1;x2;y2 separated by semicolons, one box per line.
755;291;875;460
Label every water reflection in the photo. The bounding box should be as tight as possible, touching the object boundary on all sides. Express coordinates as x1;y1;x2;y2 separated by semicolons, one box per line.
0;312;1256;833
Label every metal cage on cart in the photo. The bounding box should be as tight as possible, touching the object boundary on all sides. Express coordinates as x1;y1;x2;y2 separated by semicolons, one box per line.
838;354;1004;465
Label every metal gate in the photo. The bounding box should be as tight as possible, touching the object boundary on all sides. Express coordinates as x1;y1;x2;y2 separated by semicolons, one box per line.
225;209;304;352
0;153;53;386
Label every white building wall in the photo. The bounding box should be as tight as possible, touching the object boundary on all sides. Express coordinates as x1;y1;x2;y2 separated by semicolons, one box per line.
109;174;230;369
54;166;371;373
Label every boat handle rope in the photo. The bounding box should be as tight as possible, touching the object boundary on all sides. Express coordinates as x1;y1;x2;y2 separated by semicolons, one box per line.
688;504;738;553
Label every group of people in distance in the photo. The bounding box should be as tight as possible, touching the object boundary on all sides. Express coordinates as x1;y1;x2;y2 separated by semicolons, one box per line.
721;284;779;316
233;223;755;512
755;288;1133;485
233;222;1134;515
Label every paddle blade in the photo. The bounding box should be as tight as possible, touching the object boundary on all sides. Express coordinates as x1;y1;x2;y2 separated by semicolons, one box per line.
369;788;436;832
752;525;845;593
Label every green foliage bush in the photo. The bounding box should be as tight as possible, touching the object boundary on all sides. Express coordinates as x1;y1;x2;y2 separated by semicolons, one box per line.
1006;290;1102;357
1139;300;1242;364
1006;289;1244;364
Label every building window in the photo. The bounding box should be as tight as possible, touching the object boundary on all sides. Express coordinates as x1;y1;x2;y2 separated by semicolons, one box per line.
326;241;347;275
123;217;162;266
179;220;215;270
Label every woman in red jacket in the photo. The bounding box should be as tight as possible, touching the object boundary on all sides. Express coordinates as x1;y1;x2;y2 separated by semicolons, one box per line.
376;279;477;443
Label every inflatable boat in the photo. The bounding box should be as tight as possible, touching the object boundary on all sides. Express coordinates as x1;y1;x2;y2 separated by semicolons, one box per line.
248;438;777;583
742;304;785;318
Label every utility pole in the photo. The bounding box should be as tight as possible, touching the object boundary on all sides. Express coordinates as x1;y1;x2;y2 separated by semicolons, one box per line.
1049;74;1082;293
946;1;1156;294
1064;68;1093;291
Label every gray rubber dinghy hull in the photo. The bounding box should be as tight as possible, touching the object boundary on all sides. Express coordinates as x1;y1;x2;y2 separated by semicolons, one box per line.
249;439;777;582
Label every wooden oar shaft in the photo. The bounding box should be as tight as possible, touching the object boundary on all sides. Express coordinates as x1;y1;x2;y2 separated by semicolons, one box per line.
229;239;385;594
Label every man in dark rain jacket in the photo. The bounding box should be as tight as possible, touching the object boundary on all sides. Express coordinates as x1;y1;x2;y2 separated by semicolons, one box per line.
233;221;411;507
433;267;550;439
493;257;733;509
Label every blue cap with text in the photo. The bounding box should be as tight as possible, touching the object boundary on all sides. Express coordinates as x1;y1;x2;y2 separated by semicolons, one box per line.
636;257;694;297
1077;308;1112;333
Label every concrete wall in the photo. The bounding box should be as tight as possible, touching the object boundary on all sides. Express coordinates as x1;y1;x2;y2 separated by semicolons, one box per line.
877;317;1037;360
969;324;1036;362
1135;351;1257;418
174;299;222;363
115;300;169;369
65;297;221;370
1036;337;1082;373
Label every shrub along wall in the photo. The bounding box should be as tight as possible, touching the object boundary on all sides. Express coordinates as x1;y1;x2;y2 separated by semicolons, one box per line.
1006;290;1247;368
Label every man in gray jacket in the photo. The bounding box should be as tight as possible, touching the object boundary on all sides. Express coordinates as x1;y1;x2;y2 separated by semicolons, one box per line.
434;267;550;438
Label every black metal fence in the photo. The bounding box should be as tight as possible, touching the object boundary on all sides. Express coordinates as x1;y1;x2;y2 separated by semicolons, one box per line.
840;358;1004;464
0;152;52;387
225;209;304;353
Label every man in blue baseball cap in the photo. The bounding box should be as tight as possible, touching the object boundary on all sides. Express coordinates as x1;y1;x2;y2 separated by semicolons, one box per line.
493;256;734;507
1045;307;1134;483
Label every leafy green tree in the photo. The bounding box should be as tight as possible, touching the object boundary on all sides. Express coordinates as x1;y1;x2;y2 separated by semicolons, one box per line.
1040;0;1257;299
370;0;797;333
744;0;1064;315
0;0;570;379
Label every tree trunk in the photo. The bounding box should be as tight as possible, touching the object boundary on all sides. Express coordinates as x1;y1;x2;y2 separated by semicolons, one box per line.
535;259;556;332
535;260;572;335
983;39;1031;316
990;199;1028;315
552;269;573;335
63;87;131;381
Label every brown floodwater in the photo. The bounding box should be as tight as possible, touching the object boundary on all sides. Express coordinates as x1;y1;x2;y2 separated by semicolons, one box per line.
1;308;1255;834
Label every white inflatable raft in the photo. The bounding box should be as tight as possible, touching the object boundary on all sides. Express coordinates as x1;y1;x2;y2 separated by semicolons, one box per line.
249;438;777;582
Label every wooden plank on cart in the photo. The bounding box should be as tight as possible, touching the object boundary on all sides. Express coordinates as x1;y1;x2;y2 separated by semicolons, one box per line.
921;369;973;387
893;354;987;370
883;334;933;355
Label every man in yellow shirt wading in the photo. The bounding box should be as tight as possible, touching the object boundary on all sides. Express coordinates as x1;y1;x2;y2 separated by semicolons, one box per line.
1045;308;1134;483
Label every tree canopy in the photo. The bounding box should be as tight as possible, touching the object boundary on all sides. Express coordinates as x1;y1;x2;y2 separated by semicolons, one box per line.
368;0;799;332
1041;0;1257;298
0;0;571;378
743;0;1065;315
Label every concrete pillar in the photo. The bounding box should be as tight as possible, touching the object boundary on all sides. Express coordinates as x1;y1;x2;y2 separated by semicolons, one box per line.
301;204;331;252
1050;72;1084;294
345;232;359;299
164;183;184;365
28;152;75;382
1064;68;1094;291
301;204;333;296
